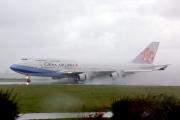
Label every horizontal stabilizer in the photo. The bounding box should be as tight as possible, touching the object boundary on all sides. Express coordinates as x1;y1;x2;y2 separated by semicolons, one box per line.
123;64;171;75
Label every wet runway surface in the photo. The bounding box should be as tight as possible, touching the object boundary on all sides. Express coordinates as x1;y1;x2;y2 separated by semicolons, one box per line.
0;80;77;85
0;77;127;85
17;112;113;119
0;82;28;85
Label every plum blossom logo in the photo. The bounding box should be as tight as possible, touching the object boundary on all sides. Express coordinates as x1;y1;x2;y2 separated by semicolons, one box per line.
141;48;155;63
75;63;78;67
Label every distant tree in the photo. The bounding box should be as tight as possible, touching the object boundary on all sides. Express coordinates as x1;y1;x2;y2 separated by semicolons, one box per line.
0;89;20;120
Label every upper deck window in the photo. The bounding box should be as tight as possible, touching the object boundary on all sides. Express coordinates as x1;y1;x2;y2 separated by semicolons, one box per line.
35;60;47;61
21;58;27;60
51;60;60;62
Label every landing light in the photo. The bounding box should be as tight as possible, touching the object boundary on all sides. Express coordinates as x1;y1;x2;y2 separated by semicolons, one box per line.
26;82;29;85
67;72;72;74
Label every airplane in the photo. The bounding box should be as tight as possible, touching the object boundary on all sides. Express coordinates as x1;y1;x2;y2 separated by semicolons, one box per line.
10;42;170;84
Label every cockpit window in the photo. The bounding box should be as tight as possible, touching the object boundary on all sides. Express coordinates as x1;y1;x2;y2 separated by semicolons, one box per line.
21;58;27;60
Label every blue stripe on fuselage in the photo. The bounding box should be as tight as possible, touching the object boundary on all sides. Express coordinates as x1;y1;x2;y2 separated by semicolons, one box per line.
10;64;61;76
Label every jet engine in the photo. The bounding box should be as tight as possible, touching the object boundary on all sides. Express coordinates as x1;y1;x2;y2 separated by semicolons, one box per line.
78;73;91;81
110;72;119;80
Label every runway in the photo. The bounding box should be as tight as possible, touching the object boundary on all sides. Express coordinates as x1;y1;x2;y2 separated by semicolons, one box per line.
17;112;113;120
0;79;78;85
0;82;55;85
0;78;124;85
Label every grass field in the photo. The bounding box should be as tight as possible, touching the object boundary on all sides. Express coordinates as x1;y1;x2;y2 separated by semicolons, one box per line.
0;85;180;113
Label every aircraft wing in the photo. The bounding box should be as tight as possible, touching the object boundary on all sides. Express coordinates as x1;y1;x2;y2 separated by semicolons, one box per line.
61;70;115;75
122;64;171;76
57;64;171;78
139;64;171;70
59;69;116;79
124;70;153;72
124;64;171;73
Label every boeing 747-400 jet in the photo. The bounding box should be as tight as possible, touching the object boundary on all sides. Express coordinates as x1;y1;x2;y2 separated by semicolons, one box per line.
10;42;170;84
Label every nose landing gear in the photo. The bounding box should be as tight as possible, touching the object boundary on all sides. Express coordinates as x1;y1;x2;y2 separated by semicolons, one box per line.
26;76;31;84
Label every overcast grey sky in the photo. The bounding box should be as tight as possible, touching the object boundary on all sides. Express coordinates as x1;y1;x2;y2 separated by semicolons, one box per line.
1;0;180;74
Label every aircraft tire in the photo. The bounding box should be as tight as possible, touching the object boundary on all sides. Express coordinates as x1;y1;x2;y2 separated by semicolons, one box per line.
27;79;31;83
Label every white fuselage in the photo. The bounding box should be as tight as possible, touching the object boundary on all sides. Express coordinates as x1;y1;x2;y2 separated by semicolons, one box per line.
10;57;144;78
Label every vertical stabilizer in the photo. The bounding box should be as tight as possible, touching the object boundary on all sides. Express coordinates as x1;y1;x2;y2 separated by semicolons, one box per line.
131;42;159;64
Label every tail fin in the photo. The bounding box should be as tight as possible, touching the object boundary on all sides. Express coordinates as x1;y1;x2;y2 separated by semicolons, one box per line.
131;42;159;64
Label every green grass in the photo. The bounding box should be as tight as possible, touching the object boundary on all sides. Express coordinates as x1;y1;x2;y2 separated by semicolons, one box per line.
0;85;179;113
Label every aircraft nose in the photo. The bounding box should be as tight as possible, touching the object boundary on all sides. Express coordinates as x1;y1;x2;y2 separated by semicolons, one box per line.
10;64;16;71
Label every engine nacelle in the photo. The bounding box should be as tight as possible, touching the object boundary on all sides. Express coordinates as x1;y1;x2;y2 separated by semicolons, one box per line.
110;72;119;80
78;73;91;81
78;74;87;81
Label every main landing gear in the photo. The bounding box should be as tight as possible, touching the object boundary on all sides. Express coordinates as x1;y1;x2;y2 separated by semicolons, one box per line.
26;76;31;84
74;77;84;84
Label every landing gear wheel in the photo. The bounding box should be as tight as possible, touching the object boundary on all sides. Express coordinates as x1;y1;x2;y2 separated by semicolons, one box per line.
77;78;85;84
74;77;79;84
26;76;31;84
26;79;31;83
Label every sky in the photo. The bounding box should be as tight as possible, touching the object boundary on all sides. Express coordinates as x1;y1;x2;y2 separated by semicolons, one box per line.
0;0;180;85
